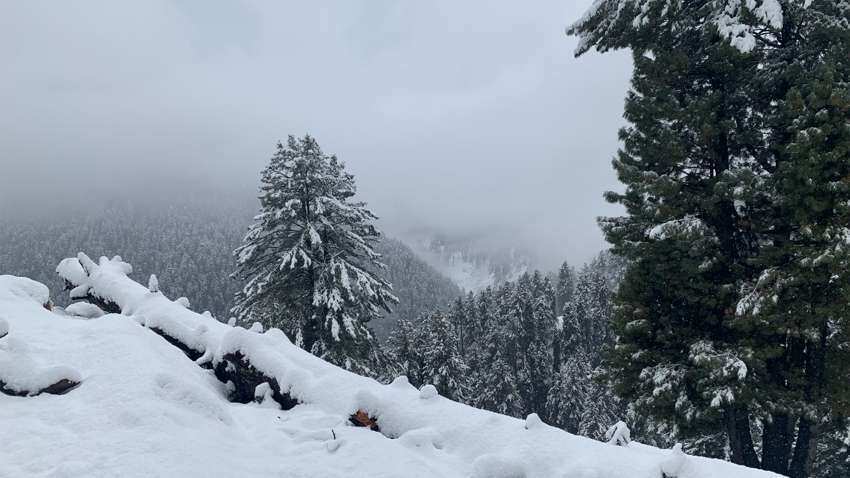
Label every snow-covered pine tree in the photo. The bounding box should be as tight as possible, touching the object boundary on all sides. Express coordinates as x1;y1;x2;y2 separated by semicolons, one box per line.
472;281;524;416
419;311;469;401
551;258;622;436
567;262;614;368
734;4;850;476
554;261;575;314
514;272;556;418
571;1;850;476
572;1;764;466
386;318;426;387
546;357;591;433
232;135;397;375
449;294;475;359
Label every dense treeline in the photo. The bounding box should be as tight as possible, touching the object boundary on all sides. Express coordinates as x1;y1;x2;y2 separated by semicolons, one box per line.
0;203;459;340
386;252;626;439
0;202;247;318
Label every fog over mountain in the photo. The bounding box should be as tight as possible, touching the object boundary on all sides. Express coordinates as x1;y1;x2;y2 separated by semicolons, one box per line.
0;0;631;267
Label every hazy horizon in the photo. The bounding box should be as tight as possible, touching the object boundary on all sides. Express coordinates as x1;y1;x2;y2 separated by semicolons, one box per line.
0;0;632;266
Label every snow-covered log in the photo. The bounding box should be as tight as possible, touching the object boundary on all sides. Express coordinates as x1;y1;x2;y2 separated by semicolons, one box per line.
47;253;783;478
58;253;299;409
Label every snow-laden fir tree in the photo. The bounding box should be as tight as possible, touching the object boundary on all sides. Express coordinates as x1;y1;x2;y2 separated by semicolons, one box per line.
734;4;850;475
573;0;764;465
472;282;524;416
571;1;850;476
232;135;397;375
546;356;592;434
513;272;556;419
554;261;575;314
563;264;613;368
386;318;425;386
420;311;469;401
549;260;621;436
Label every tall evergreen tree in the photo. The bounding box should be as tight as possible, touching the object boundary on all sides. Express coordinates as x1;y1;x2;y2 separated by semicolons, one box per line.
420;312;469;401
570;1;850;475
554;261;576;314
472;282;524;416
232;135;397;375
387;318;425;386
546;357;592;433
514;272;556;418
735;5;850;475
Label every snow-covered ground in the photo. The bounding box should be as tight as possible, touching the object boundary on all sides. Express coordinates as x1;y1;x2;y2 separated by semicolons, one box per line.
0;257;784;478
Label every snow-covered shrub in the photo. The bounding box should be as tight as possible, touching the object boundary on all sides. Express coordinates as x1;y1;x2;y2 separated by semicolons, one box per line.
605;421;631;447
148;274;159;293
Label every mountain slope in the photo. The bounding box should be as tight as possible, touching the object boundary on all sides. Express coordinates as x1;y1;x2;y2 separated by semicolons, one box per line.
401;231;534;292
0;256;783;478
372;238;462;340
0;208;457;340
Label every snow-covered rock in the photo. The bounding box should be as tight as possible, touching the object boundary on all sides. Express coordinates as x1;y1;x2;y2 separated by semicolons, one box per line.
65;302;106;319
0;275;50;307
524;413;544;430
419;383;438;400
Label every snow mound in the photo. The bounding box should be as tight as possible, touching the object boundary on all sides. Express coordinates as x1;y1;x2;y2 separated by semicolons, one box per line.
419;383;438;400
524;413;544;430
0;326;81;397
0;257;790;477
65;302;106;319
0;275;50;307
471;454;526;478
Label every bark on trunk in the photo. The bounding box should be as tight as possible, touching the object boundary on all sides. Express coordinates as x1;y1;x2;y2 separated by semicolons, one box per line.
788;419;818;478
761;413;793;475
726;406;760;468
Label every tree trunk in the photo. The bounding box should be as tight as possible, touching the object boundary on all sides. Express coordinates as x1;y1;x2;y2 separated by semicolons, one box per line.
726;406;760;468
788;307;829;478
761;412;793;475
788;418;818;478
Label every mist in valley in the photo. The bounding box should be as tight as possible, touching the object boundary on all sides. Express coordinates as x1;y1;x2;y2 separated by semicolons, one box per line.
0;0;632;271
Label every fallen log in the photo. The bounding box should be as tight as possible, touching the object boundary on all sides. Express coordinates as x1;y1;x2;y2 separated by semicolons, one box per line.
0;378;80;397
57;253;301;411
215;351;298;409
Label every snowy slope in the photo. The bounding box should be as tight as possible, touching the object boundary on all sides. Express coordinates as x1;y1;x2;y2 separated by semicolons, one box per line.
0;258;784;478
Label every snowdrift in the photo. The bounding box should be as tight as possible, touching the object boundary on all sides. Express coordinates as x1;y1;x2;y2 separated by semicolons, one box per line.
0;254;784;478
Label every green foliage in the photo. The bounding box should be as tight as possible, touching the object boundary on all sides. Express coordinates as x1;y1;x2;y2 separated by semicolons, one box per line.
574;0;850;475
232;135;397;375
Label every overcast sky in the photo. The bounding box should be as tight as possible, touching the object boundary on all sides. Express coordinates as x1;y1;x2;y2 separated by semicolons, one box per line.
0;0;632;266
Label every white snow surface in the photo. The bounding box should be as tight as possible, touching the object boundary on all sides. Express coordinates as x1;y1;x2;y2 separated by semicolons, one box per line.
0;257;785;478
64;302;106;319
